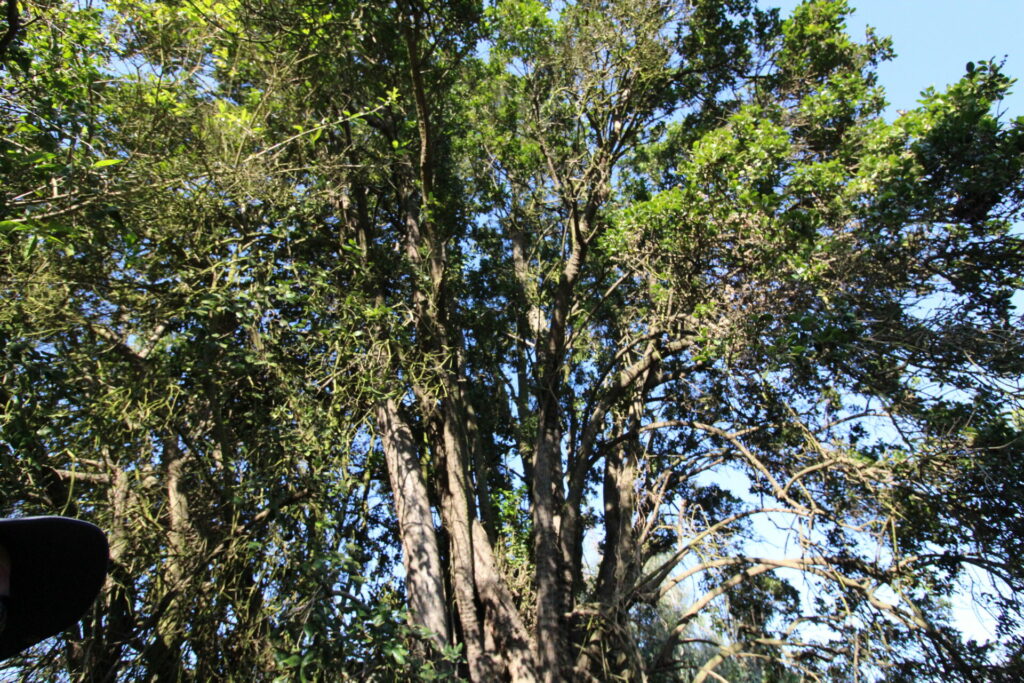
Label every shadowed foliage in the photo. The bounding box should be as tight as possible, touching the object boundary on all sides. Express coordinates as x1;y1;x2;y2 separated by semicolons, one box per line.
1;0;1022;680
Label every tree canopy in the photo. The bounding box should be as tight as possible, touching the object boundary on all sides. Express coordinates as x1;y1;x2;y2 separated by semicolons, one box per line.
2;0;1022;680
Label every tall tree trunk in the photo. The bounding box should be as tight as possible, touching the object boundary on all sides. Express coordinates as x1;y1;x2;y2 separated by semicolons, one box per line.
442;386;540;681
92;465;133;682
532;226;587;680
532;401;568;682
376;399;451;647
149;436;194;682
439;402;497;681
591;428;642;678
471;519;539;682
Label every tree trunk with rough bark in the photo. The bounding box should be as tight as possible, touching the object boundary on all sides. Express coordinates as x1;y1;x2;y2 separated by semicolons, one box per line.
376;399;451;647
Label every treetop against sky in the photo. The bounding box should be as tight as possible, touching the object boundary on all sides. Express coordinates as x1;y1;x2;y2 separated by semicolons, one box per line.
767;0;1024;115
1;1;1022;681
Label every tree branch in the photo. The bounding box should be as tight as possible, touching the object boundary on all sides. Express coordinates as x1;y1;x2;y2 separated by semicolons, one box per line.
0;0;21;59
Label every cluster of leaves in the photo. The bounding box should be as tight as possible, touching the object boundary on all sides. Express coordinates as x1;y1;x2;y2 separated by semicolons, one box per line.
1;0;431;679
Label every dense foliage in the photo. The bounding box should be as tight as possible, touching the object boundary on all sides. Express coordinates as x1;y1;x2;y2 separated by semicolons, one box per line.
1;0;1022;680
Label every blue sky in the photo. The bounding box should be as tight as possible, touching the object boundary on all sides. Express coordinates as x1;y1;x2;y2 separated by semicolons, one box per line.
761;1;1023;644
768;0;1024;117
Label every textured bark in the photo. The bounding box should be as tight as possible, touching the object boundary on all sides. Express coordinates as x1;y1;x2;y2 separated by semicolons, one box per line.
587;435;642;679
439;407;497;681
533;360;570;678
532;407;568;682
596;347;657;610
149;436;194;682
532;223;588;681
376;399;451;646
92;465;133;681
472;520;539;682
596;440;639;607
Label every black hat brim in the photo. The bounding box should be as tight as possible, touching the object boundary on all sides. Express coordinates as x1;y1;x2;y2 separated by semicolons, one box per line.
0;516;109;659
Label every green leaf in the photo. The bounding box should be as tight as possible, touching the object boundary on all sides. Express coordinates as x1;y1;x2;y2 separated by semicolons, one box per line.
0;220;29;233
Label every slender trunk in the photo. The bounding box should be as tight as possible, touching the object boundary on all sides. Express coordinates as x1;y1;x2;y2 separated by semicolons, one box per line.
150;436;193;682
443;388;539;681
590;433;642;679
533;356;571;680
581;342;661;678
376;399;451;647
532;398;568;682
439;404;497;681
596;436;639;607
462;388;499;545
389;5;538;678
92;465;132;682
532;222;587;680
